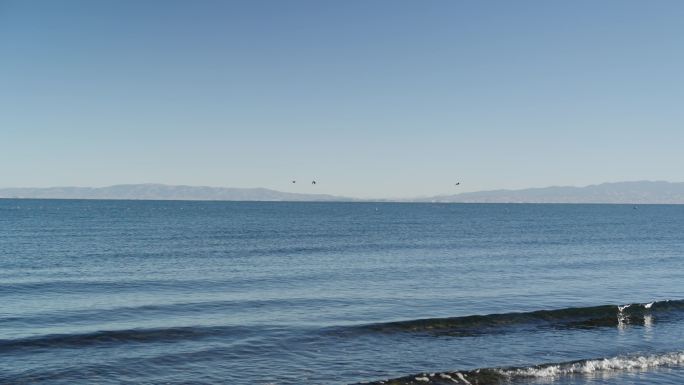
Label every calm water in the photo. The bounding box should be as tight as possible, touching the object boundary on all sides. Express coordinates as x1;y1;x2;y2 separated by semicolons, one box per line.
1;200;683;385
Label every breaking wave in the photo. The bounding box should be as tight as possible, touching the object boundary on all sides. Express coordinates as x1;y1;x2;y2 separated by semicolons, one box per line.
351;300;684;336
360;351;684;384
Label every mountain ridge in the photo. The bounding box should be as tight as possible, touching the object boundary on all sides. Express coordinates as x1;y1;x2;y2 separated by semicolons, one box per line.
0;183;350;202
1;181;683;204
424;180;684;204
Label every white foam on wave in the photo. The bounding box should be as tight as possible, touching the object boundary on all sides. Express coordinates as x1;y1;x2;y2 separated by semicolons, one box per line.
454;372;471;384
500;351;684;378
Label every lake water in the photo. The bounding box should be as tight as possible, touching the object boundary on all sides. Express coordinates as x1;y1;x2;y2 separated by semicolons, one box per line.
1;200;683;384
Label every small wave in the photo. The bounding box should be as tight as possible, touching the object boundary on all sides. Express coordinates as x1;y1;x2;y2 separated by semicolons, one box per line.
351;299;684;336
359;351;684;384
0;297;349;328
0;325;252;352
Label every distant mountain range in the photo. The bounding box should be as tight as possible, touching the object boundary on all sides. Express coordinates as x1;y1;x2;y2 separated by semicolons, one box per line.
422;181;684;204
1;181;683;204
0;184;349;202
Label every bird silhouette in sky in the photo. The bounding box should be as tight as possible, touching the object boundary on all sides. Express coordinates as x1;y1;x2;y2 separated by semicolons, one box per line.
311;180;316;185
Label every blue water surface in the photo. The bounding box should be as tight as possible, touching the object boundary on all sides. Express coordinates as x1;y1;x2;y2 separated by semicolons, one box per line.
1;200;683;384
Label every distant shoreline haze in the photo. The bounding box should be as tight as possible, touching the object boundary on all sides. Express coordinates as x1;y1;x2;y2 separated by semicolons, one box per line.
1;181;683;204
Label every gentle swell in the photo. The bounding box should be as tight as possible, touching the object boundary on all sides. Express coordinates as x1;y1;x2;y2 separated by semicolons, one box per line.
0;325;253;352
360;351;684;384
352;300;684;336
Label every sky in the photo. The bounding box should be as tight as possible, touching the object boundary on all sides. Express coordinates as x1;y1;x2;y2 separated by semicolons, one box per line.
1;0;683;198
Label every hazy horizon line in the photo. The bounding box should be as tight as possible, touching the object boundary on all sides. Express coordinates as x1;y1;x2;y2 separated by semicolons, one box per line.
1;179;682;201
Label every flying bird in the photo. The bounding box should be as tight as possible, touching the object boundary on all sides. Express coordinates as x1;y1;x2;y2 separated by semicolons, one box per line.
455;182;460;186
311;180;316;185
292;180;296;184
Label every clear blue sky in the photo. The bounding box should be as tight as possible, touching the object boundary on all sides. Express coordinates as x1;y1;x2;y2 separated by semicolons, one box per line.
1;0;683;198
